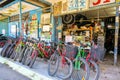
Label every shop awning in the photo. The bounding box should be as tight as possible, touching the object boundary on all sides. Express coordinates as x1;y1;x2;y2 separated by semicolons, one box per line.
0;0;52;20
25;0;51;8
0;1;39;20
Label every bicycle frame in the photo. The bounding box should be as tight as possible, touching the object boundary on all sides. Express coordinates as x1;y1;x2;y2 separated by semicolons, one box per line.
37;42;54;58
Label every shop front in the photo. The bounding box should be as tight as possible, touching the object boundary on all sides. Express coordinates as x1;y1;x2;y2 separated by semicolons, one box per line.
52;0;120;64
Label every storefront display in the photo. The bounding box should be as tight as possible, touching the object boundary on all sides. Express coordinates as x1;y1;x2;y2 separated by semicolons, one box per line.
29;14;38;38
41;25;52;42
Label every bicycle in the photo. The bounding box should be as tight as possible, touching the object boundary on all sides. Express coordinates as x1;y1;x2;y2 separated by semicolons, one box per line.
76;42;100;80
48;42;90;80
48;43;73;79
24;41;56;68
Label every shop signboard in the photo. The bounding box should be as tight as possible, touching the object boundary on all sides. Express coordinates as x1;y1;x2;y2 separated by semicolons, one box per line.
68;0;78;10
90;0;115;7
68;0;88;12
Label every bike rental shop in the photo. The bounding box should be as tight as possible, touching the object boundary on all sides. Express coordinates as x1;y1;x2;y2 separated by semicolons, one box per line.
53;0;120;65
0;0;120;80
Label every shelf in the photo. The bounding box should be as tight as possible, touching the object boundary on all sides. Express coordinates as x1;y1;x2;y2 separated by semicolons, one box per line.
68;29;90;31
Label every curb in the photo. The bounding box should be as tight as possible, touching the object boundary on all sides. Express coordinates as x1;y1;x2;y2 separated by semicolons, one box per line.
0;56;55;80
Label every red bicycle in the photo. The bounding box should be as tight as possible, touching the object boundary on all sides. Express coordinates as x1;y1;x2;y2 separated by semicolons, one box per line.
24;41;55;68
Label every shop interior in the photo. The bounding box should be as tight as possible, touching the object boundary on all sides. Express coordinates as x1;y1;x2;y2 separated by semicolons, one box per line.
59;7;120;62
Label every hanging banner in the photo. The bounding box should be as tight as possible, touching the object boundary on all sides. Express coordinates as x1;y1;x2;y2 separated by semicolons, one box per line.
67;0;88;12
90;0;115;7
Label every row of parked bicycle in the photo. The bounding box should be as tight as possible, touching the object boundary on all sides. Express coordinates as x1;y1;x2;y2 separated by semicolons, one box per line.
0;36;100;80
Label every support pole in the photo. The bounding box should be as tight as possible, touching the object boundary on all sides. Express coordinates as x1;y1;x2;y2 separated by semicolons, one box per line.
19;0;22;36
114;6;119;65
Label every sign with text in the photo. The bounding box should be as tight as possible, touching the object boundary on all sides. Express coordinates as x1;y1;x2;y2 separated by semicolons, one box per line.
90;0;115;7
68;0;88;11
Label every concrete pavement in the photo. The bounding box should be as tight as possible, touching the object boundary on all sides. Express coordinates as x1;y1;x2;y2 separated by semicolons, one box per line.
0;63;30;80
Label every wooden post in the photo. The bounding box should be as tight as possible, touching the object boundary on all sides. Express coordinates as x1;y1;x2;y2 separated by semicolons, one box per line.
114;6;119;65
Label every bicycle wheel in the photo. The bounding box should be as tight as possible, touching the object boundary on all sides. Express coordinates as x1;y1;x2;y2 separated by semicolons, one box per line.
56;56;73;79
24;49;34;66
88;60;100;80
74;57;90;80
0;43;9;56
10;50;16;59
22;47;33;64
13;45;22;61
48;52;59;76
18;46;27;62
7;46;15;58
29;52;38;68
6;44;15;58
1;44;11;57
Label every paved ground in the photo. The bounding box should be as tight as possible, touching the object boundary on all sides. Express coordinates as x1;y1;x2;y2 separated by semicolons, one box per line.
99;54;120;80
0;63;31;80
0;48;120;80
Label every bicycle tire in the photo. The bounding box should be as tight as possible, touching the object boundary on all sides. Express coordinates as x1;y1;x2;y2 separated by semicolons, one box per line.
24;49;34;66
13;45;22;61
88;60;100;80
74;57;90;80
0;43;9;55
48;52;59;76
7;46;14;58
56;56;73;79
6;44;14;58
22;47;33;64
21;47;29;64
10;51;16;59
1;44;11;57
8;44;16;58
29;53;38;68
18;46;27;62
